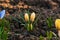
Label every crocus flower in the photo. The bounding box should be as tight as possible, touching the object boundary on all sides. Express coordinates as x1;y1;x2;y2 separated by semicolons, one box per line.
55;19;60;30
30;12;35;22
24;13;29;22
55;19;60;37
0;10;5;19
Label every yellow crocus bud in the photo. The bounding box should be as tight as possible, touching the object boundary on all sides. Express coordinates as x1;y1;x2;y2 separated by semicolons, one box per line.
30;12;35;22
55;19;60;37
55;19;60;30
24;13;29;22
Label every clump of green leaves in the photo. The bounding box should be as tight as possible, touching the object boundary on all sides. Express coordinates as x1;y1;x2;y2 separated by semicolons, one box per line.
46;17;53;28
10;10;39;31
0;18;10;40
12;11;36;31
47;31;53;40
39;35;44;40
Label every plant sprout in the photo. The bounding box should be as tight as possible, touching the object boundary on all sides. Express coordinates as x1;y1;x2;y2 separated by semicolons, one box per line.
46;17;53;29
47;31;53;40
10;11;38;31
39;35;44;40
0;10;10;40
24;12;36;31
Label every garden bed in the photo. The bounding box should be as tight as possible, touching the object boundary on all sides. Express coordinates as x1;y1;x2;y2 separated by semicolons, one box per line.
0;0;60;40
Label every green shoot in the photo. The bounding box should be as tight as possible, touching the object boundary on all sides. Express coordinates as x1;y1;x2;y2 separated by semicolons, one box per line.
47;31;53;40
46;17;53;28
39;35;44;40
0;18;10;40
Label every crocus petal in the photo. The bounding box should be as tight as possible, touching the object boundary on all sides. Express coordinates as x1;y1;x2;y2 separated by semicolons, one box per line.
55;19;60;30
30;12;35;22
24;13;29;22
0;10;5;19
